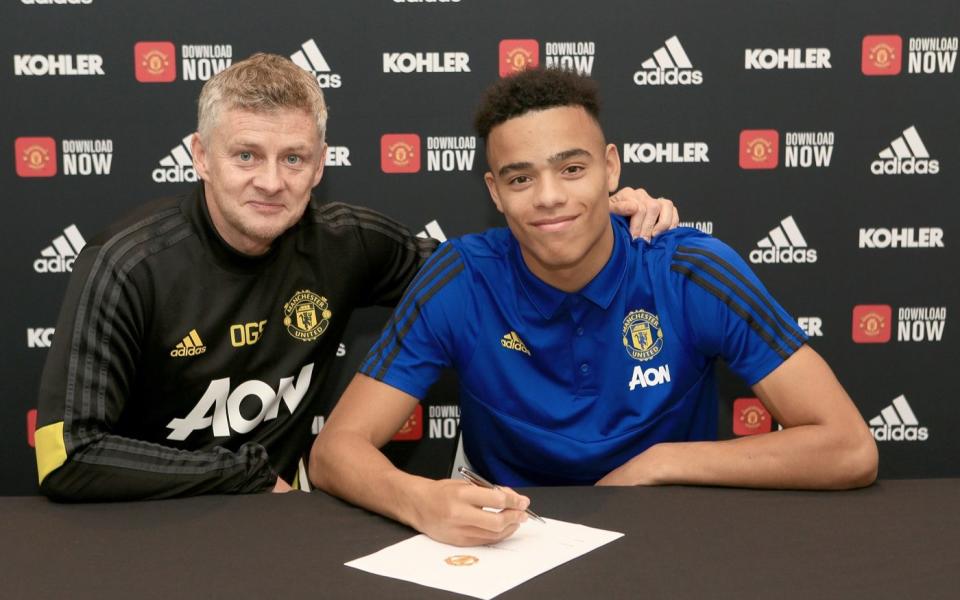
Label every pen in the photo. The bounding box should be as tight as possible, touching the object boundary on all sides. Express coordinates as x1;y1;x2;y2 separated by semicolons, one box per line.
457;466;545;523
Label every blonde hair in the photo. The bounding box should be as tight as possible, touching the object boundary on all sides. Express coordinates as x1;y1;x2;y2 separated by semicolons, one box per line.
197;53;327;144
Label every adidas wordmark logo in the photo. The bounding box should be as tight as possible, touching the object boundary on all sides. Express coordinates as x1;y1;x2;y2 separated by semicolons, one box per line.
501;331;530;355
869;395;929;441
749;216;817;264
34;224;85;273
153;134;197;183
870;126;939;175
171;329;207;357
633;36;702;86
291;39;341;88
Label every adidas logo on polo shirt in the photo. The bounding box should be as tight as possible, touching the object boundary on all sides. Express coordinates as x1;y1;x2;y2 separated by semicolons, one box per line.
870;126;939;175
749;216;817;264
290;38;341;88
869;395;929;441
501;331;530;355
633;36;702;86
34;224;85;273
171;329;206;357
152;134;197;183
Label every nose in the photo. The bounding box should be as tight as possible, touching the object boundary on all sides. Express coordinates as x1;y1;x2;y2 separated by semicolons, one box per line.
533;173;567;209
253;160;283;195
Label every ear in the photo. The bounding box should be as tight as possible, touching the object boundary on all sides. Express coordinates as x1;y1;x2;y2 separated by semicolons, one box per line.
191;133;209;181
484;172;504;214
311;143;328;188
604;143;622;194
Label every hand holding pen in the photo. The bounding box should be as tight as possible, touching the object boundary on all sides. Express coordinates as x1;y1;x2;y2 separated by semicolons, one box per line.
458;466;545;523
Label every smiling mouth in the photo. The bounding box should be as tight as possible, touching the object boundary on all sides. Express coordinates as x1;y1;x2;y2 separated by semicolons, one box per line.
531;215;577;232
248;201;284;213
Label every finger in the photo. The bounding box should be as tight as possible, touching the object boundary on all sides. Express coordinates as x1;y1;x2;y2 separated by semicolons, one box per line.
450;522;523;547
671;205;680;229
627;203;648;239
462;510;526;538
458;484;530;512
650;198;676;237
493;486;530;511
638;202;659;242
608;188;636;215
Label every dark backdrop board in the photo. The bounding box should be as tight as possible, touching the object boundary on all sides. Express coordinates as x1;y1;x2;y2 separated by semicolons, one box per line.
3;0;956;495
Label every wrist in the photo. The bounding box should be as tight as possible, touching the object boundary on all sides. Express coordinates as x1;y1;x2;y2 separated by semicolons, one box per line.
388;471;433;531
637;443;672;485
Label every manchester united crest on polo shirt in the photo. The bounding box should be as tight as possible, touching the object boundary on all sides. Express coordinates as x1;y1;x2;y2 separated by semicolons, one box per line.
622;309;664;361
283;289;332;342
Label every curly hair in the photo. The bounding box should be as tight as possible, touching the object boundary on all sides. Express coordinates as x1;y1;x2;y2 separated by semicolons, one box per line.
473;68;601;141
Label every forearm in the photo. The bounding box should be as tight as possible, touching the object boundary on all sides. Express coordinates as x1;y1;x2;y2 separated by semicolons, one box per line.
39;436;277;502
614;424;877;490
310;430;430;528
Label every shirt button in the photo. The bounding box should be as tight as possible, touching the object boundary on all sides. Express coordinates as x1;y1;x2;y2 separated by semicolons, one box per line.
580;363;590;373
576;327;584;336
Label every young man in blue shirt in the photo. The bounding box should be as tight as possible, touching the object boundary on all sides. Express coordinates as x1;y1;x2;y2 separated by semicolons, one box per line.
310;68;878;546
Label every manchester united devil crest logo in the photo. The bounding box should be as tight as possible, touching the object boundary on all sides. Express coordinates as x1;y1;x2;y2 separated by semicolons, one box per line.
622;309;664;361
283;290;332;342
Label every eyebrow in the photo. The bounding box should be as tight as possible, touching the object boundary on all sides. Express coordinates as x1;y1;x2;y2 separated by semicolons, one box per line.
496;147;592;177
230;140;313;153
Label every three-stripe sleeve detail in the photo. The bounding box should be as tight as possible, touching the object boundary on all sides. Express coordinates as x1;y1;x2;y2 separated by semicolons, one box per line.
361;243;463;380
671;245;804;360
62;209;251;475
314;202;435;258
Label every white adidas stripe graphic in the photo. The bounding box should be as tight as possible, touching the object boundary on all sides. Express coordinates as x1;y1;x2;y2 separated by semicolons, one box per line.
641;36;694;69
877;126;929;159
158;134;195;168
291;39;332;73
416;220;447;243
756;216;807;248
869;394;919;426
40;224;85;258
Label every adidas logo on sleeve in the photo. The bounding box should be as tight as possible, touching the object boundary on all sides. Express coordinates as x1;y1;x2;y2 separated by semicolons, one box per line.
870;125;939;175
171;329;207;357
290;39;341;88
633;36;703;86
749;216;817;264
34;224;85;273
152;134;198;183
869;395;929;441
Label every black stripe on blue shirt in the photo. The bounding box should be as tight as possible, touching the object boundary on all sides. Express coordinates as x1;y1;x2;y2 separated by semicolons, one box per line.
361;244;464;379
670;264;793;360
674;246;806;352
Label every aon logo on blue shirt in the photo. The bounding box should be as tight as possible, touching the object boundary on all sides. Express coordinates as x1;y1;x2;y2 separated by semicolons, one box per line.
628;364;671;391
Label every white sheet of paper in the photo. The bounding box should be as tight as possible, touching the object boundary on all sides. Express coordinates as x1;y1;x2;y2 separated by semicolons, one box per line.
345;518;624;599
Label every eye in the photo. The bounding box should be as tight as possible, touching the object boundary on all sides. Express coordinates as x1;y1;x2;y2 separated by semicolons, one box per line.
508;175;531;186
563;164;585;175
285;154;302;165
238;151;253;161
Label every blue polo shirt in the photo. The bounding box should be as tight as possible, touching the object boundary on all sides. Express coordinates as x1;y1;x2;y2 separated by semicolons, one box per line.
361;217;807;486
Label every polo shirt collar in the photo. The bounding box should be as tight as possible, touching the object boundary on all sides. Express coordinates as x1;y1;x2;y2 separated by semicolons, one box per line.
512;216;630;319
